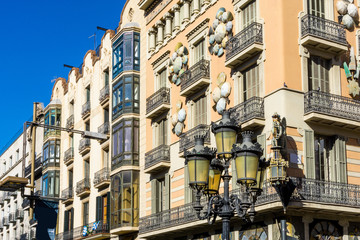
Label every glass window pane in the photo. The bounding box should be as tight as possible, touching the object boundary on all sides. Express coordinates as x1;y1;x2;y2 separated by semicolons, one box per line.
124;127;131;152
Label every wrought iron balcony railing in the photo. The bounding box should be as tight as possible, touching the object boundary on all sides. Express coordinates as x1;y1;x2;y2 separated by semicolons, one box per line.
81;220;110;238
145;144;170;170
146;87;170;115
16;209;24;220
81;101;91;118
94;168;110;186
9;212;16;223
139;178;360;234
304;90;360;122
98;122;110;135
61;187;73;201
66;115;74;129
4;192;11;201
180;59;210;93
226;22;263;62
25;156;42;177
79;138;91;153
179;124;210;153
64;147;74;164
229;96;265;125
3;216;9;226
55;226;82;240
301;14;347;45
22;198;30;209
99;85;110;103
76;178;91;195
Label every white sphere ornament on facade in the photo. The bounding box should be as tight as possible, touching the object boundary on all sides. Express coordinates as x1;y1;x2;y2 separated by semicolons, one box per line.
178;108;186;123
342;14;354;29
174;122;184;136
216;97;227;114
172;113;178;126
347;3;358;18
337;0;348;15
220;82;231;98
212;87;221;103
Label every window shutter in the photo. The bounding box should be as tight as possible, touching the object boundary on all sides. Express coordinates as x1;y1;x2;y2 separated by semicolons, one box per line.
151;179;158;214
257;133;267;159
70;208;74;230
64;211;69;232
164;173;171;210
305;129;315;179
96;196;102;221
335;136;347;183
184;165;193;203
329;137;337;182
106;192;110;226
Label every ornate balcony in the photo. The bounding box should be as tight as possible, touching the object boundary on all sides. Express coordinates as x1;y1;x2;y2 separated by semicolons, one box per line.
98;122;110;136
66;115;74;129
304;91;360;131
25;156;42;178
9;212;16;223
230;96;265;130
15;209;24;220
179;124;210;154
99;85;110;106
180;59;210;97
145;145;170;174
22;198;30;210
64;147;74;166
94;168;110;189
61;187;73;205
3;216;9;227
55;226;83;240
81;101;91;119
225;22;263;68
146;87;170;119
79;138;91;155
76;178;91;198
81;220;110;239
300;14;347;54
139;178;360;236
4;192;11;201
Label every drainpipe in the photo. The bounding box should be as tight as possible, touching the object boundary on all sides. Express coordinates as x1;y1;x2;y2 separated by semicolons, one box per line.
29;102;37;220
280;219;287;240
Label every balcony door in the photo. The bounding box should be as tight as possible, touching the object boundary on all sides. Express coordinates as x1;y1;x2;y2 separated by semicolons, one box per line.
157;68;167;90
155;118;168;147
308;55;330;92
308;0;325;18
242;0;257;28
193;95;207;127
242;64;261;101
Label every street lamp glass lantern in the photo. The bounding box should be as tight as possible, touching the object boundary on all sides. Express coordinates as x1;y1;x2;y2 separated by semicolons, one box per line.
203;159;223;196
251;161;266;192
211;111;239;160
232;131;263;187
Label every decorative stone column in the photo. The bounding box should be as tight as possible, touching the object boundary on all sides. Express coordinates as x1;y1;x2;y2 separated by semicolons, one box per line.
148;27;156;53
172;4;180;31
156;20;165;46
339;219;349;240
302;215;313;240
182;0;190;24
193;0;200;15
164;12;173;39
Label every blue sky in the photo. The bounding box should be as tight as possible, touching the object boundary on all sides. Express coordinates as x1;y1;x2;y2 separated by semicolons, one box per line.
0;0;126;153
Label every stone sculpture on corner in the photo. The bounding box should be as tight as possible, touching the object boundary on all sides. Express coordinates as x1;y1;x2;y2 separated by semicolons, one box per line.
208;7;233;57
343;47;360;97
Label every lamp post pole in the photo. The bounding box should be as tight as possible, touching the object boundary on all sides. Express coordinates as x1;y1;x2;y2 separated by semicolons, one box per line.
218;162;232;240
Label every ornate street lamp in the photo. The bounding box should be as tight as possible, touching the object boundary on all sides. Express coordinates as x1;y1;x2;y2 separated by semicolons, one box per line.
184;111;264;240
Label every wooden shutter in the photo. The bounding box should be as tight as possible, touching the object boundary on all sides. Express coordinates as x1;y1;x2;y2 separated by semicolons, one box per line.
257;133;267;159
335;136;347;183
96;196;102;221
164;173;171;210
64;211;69;232
70;208;74;230
305;130;315;179
151;179;158;214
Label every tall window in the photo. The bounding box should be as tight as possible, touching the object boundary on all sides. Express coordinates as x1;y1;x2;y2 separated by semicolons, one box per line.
83;202;89;225
194;39;205;64
314;135;331;181
104;70;109;86
84;160;90;179
16;149;19;161
158;69;167;89
308;0;325;18
242;64;261;101
155;118;168;147
85;121;90;131
96;194;109;223
308;55;330;92
156;178;166;212
193;95;207;127
112;118;139;170
70;101;74;116
112;74;140;119
110;171;139;229
86;86;90;103
68;169;73;189
103;149;109;168
64;208;74;232
43;140;60;167
44;108;61;137
42;170;60;197
242;0;257;28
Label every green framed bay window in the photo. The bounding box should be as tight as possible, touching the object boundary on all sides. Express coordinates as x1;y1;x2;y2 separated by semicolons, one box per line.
44;107;61;138
112;118;139;170
43;139;60;168
112;74;140;120
110;170;139;230
112;31;140;78
42;170;60;197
